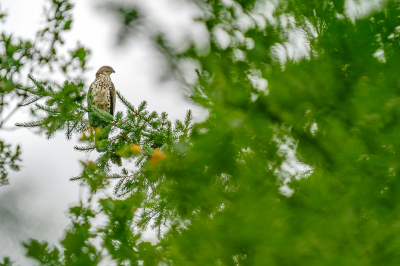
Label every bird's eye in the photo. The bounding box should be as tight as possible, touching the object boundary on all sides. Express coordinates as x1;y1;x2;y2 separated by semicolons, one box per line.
106;67;109;70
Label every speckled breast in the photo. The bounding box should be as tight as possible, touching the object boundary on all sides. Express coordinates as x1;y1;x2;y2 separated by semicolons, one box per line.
91;74;112;114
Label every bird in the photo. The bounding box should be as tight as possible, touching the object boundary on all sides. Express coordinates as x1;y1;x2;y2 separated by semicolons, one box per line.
87;65;116;140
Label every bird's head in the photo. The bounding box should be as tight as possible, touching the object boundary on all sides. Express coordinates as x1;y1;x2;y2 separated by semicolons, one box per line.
96;66;115;76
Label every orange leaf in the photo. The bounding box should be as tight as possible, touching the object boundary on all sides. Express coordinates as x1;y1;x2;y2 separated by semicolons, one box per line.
130;144;142;155
150;149;167;165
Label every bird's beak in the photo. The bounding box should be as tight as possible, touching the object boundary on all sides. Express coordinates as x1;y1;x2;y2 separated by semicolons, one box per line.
113;70;115;73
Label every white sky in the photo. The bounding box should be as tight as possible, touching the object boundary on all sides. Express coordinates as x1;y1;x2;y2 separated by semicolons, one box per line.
0;0;208;264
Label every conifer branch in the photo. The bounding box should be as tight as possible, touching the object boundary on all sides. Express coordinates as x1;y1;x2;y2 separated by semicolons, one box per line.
20;96;42;107
116;90;136;113
15;120;46;128
91;106;114;122
74;145;95;152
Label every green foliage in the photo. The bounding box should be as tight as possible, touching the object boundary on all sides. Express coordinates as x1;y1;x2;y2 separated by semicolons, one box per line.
0;257;14;266
99;195;143;265
0;0;90;184
24;240;62;266
7;0;400;265
16;76;87;139
23;206;100;266
0;141;20;186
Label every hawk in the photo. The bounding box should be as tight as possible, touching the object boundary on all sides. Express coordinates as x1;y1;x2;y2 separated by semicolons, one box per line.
87;65;116;138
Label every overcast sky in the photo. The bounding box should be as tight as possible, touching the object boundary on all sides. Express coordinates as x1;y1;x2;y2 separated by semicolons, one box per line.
0;0;208;264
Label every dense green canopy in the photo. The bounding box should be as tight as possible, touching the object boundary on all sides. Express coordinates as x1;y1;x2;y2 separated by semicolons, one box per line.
3;0;400;265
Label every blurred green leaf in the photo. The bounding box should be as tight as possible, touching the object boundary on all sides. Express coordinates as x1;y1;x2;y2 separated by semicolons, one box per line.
7;0;400;265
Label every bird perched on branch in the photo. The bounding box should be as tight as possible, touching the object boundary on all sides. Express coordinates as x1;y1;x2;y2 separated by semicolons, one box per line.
87;65;116;140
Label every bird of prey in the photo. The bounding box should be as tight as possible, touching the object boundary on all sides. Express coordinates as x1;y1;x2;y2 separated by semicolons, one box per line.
87;65;116;139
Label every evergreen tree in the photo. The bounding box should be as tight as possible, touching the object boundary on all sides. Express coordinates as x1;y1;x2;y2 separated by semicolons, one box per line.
0;0;89;186
4;0;400;265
